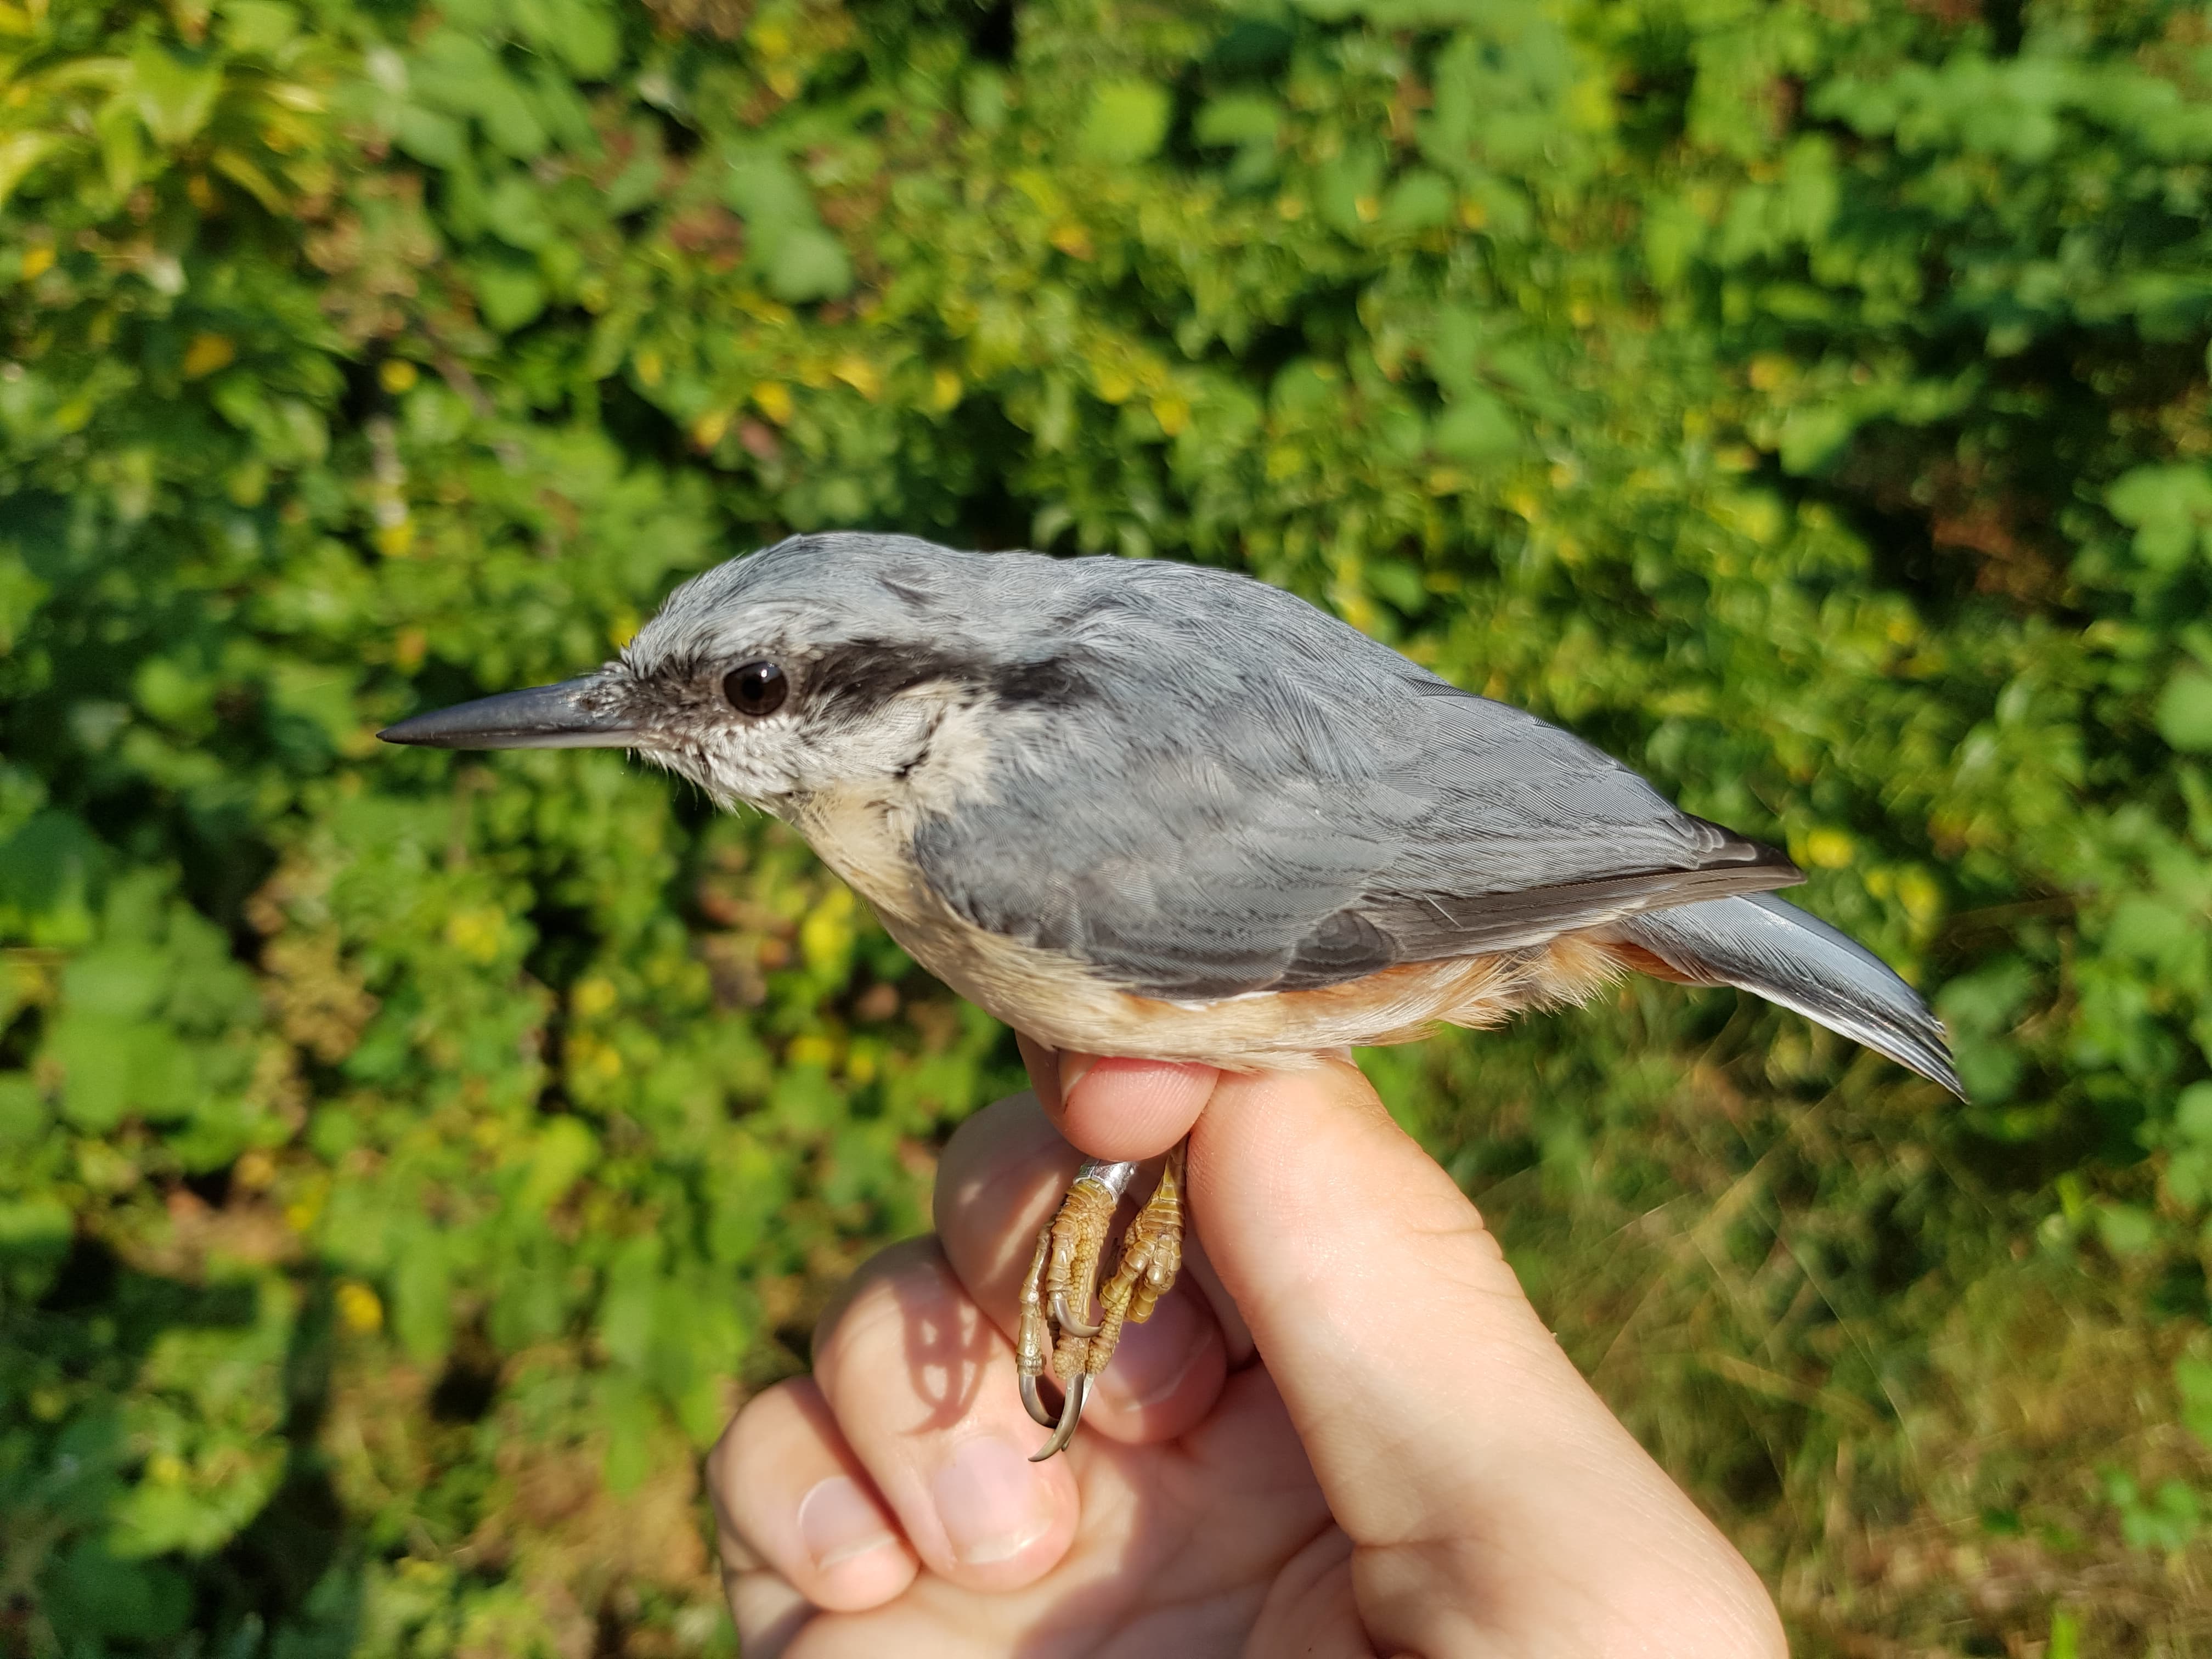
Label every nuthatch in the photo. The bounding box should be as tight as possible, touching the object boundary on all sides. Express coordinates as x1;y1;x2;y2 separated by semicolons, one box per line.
382;533;1961;1458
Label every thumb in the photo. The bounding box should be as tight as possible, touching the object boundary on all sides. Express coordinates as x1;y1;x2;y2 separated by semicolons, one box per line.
1189;1058;1610;1540
1189;1058;1779;1651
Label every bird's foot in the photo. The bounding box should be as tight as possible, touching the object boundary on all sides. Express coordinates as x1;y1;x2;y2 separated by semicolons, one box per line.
1016;1142;1188;1461
1016;1161;1126;1447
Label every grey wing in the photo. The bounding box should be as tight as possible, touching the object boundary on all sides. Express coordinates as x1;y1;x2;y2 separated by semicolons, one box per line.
912;669;1799;1002
1316;684;1802;978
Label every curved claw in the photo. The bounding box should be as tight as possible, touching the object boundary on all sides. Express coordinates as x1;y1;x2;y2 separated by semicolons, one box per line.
1029;1373;1088;1463
1018;1371;1058;1430
1052;1291;1101;1338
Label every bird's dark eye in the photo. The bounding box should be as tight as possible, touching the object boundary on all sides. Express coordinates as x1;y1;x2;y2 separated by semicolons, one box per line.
723;661;788;717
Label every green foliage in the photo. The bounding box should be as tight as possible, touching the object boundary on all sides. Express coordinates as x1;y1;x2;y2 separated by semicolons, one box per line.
5;0;2212;1650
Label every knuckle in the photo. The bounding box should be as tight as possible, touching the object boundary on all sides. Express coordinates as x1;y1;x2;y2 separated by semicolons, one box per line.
812;1237;960;1370
709;1378;798;1487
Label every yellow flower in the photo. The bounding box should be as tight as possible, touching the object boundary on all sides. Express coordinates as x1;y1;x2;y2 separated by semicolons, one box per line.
800;884;856;973
832;355;882;400
568;1033;622;1081
753;381;794;425
1747;353;1795;392
1895;868;1942;927
1801;828;1856;870
572;976;619;1019
183;334;237;379
335;1281;383;1334
444;906;507;963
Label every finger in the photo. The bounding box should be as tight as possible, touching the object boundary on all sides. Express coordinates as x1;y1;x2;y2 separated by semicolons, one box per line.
1189;1059;1782;1650
931;1090;1072;1311
707;1376;917;1616
811;1235;1080;1589
719;1564;813;1659
1015;1031;1060;1107
1017;1034;1215;1163
1009;1043;1257;1366
1057;1053;1216;1161
1194;1057;1612;1529
933;1091;1232;1437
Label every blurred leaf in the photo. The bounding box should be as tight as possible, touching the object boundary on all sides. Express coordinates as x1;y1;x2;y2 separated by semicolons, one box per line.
764;226;852;304
0;132;60;207
2178;1356;2212;1448
1080;80;1171;164
1194;93;1280;148
2096;1203;2159;1256
42;1542;191;1640
2177;1082;2212;1146
472;257;548;331
2108;464;2212;570
129;45;222;146
391;1231;454;1365
1432;390;1520;460
723;148;815;226
518;1115;597;1212
2156;669;2212;753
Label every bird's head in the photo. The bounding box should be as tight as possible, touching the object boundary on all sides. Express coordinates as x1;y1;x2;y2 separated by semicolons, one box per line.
377;533;1053;811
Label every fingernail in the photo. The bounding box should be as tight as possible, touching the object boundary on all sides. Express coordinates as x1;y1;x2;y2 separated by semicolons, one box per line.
931;1437;1053;1566
1058;1052;1096;1103
1023;1039;1063;1109
1094;1288;1203;1410
797;1475;899;1571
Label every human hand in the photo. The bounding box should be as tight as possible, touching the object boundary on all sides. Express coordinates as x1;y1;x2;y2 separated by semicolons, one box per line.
708;1043;1786;1657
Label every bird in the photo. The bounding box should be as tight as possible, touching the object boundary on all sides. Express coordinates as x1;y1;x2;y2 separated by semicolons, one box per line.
380;532;1962;1458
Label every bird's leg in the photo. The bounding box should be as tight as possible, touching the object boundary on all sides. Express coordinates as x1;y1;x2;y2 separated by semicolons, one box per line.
1045;1160;1128;1340
1019;1144;1189;1462
1015;1226;1057;1430
1013;1159;1132;1433
1017;1159;1130;1432
1088;1138;1184;1367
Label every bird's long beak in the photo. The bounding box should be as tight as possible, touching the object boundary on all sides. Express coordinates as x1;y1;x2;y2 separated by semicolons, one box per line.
377;677;640;750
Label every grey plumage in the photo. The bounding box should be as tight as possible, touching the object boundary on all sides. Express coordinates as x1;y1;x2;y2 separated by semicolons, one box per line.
1618;894;1963;1094
381;532;1961;1096
891;560;1799;1000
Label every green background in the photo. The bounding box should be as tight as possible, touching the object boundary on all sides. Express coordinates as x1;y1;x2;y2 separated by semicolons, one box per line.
5;0;2212;1649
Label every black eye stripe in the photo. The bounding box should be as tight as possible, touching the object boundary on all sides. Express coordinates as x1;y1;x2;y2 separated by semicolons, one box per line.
723;661;788;717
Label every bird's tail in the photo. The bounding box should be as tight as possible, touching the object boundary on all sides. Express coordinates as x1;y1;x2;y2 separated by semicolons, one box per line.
1608;892;1963;1097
